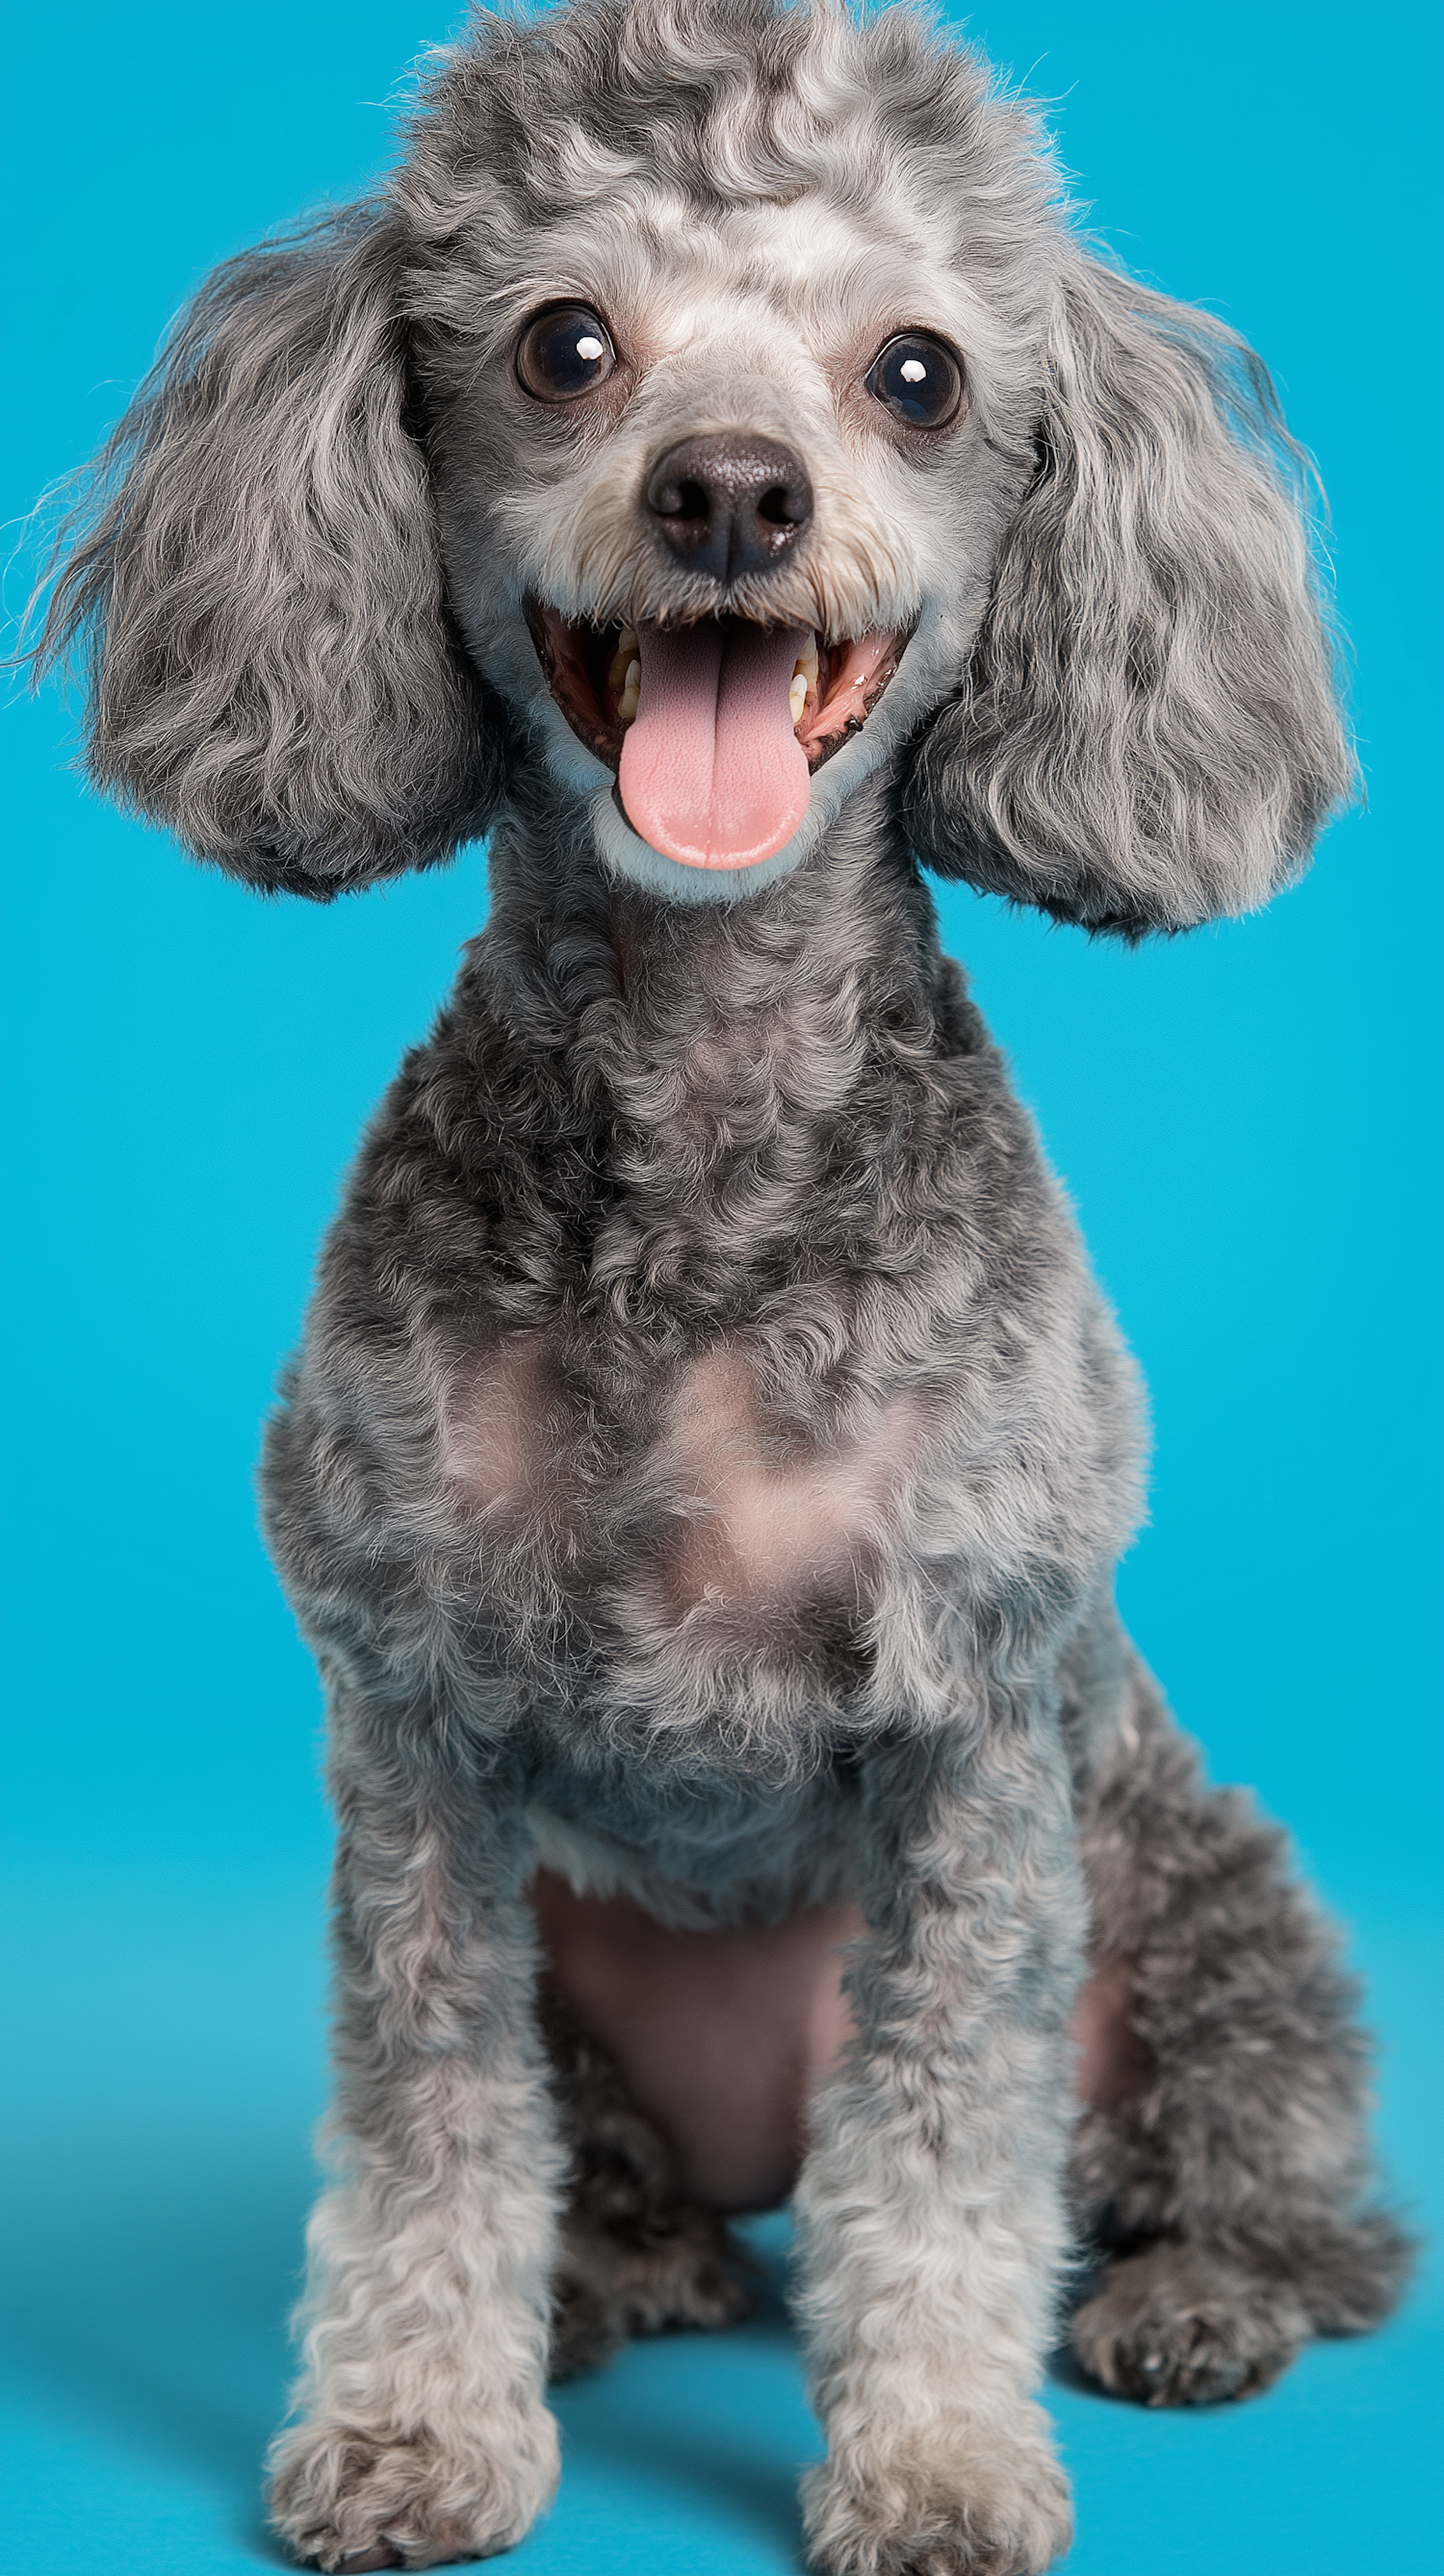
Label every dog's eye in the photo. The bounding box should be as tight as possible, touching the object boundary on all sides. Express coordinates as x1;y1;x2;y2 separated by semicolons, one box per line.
515;305;618;403
865;333;965;429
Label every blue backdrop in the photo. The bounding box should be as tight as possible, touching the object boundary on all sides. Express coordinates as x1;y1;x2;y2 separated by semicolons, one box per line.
2;4;1439;2569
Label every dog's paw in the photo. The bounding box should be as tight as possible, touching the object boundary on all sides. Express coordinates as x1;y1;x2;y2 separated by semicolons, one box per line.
268;2409;559;2570
1070;2241;1310;2407
801;2427;1072;2575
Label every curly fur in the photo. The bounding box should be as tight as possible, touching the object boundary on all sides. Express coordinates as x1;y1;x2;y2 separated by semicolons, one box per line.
35;5;1405;2571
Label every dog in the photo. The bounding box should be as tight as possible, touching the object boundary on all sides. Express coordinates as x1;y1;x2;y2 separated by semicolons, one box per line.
39;2;1410;2567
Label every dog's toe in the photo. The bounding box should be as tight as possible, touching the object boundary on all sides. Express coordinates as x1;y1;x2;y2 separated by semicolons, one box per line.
1071;2241;1310;2407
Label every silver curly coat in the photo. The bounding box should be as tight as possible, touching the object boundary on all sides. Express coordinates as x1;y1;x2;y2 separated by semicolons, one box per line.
40;3;1409;2569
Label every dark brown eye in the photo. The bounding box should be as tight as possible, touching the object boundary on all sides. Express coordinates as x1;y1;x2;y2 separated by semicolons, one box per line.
515;304;617;403
865;332;965;428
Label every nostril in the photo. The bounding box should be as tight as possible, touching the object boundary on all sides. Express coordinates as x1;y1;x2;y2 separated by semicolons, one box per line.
757;481;808;528
646;468;713;524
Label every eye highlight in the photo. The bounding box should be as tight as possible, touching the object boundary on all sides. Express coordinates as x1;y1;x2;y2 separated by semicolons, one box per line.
865;332;965;429
515;304;618;403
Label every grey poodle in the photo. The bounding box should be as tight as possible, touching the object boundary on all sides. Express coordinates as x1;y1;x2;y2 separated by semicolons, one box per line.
39;2;1409;2568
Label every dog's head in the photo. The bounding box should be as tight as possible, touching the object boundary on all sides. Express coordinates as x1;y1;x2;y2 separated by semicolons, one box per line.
39;0;1349;933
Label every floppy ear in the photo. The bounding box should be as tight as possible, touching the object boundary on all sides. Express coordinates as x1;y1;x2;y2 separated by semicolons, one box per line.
904;260;1351;934
38;211;506;896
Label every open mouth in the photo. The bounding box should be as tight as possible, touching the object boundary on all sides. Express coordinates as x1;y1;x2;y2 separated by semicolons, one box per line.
525;604;908;870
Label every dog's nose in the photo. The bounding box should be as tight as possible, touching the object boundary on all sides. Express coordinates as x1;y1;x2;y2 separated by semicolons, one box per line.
644;435;813;581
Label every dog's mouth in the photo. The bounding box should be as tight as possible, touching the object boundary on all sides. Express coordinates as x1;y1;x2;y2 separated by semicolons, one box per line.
525;604;908;870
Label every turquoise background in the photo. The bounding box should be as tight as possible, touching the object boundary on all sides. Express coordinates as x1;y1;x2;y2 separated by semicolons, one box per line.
2;3;1439;2568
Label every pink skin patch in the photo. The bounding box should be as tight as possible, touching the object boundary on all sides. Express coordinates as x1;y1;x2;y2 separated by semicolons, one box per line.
531;1872;1149;2212
442;1337;554;1512
656;1348;919;1617
618;621;812;869
444;1339;920;1623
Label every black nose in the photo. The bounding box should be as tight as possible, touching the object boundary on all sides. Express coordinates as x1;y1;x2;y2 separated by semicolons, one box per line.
644;434;813;581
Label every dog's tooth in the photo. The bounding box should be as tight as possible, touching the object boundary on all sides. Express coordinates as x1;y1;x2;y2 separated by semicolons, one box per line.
790;634;818;730
606;626;641;704
617;658;641;724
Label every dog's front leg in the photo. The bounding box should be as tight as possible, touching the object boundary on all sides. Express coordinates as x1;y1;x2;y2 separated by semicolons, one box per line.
795;1703;1083;2576
268;1702;562;2572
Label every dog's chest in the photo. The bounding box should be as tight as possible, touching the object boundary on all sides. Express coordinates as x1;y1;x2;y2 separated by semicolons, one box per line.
442;1335;921;1618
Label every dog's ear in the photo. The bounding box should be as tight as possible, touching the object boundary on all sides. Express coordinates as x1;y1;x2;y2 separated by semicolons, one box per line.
904;260;1351;935
37;212;505;897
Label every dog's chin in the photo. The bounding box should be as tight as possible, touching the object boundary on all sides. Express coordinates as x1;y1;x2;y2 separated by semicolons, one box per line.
524;600;910;899
582;768;828;907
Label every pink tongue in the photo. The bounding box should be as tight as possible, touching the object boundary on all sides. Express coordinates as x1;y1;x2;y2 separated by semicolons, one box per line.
618;623;811;869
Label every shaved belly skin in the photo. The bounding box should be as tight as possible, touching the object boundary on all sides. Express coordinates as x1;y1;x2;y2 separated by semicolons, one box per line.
530;1870;1148;2212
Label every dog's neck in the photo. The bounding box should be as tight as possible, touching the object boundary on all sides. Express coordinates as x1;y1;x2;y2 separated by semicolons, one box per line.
420;781;993;1352
474;778;967;1166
